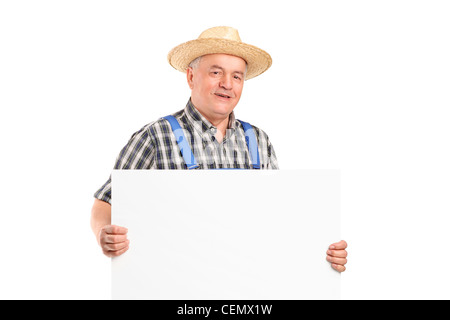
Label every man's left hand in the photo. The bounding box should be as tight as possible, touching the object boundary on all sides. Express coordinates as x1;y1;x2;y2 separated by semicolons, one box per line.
327;240;348;272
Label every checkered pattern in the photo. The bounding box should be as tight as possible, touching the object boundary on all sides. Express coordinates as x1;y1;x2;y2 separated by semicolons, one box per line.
94;99;279;204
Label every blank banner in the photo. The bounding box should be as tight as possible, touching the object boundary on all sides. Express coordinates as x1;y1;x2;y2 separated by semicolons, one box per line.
111;170;340;299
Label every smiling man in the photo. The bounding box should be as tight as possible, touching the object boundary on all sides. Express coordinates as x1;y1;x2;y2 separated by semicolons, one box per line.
90;26;348;272
187;54;246;142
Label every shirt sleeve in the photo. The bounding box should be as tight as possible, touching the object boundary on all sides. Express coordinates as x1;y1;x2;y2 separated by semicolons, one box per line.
253;126;279;170
266;137;279;169
93;124;155;204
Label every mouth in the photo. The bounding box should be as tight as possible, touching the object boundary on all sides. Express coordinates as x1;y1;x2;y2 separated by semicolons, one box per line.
214;93;232;99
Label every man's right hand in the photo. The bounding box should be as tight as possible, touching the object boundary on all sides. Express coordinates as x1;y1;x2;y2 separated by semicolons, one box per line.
98;225;129;257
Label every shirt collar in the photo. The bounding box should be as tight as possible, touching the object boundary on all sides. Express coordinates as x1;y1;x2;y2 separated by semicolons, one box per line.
185;98;237;136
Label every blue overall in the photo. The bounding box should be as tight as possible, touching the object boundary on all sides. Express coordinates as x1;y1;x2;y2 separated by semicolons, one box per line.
162;115;260;170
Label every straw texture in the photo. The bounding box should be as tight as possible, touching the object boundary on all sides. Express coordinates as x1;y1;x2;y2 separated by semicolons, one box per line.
167;26;272;80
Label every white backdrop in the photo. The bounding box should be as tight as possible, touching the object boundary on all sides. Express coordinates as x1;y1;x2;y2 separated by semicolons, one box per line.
1;1;449;299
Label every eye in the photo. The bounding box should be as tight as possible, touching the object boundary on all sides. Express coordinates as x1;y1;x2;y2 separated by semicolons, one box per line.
234;75;242;80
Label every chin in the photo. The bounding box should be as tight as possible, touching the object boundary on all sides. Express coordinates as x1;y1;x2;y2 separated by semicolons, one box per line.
214;100;238;112
213;105;235;116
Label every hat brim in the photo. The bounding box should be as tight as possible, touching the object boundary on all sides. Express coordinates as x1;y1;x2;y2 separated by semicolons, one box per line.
167;38;272;80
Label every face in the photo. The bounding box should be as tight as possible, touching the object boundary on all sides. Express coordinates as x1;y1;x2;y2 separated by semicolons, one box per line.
187;54;246;123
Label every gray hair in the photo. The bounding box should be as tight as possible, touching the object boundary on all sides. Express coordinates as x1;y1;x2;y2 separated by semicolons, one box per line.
188;55;248;76
188;56;203;69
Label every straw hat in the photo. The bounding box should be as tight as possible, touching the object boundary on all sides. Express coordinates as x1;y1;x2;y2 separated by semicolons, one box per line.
167;26;272;80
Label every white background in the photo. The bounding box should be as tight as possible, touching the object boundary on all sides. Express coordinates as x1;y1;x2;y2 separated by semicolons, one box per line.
0;0;449;299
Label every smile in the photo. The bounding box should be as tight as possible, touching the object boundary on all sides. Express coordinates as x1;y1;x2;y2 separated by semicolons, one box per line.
214;93;232;99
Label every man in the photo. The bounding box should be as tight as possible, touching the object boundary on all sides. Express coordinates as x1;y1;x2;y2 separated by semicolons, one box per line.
90;26;348;272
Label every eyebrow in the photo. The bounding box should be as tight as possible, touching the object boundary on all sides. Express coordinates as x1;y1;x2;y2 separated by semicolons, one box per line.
210;64;245;75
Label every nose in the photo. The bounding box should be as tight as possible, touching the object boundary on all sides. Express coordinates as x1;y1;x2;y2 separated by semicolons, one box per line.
219;74;232;90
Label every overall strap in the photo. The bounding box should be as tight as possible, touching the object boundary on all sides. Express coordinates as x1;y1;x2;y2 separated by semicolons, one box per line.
162;116;260;170
162;115;199;169
238;120;261;169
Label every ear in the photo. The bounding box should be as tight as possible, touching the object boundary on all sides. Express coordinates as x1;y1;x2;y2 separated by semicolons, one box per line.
186;67;194;90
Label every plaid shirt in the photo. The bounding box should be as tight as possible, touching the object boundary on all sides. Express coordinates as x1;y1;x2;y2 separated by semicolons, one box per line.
94;99;279;204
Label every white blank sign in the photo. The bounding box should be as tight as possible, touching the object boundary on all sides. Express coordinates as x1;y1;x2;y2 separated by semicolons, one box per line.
111;170;340;299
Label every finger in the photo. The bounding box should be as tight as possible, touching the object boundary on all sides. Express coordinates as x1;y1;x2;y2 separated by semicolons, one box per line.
103;234;128;244
326;255;347;266
329;240;347;250
327;249;348;258
105;245;129;258
103;225;128;235
331;263;346;273
104;240;130;252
